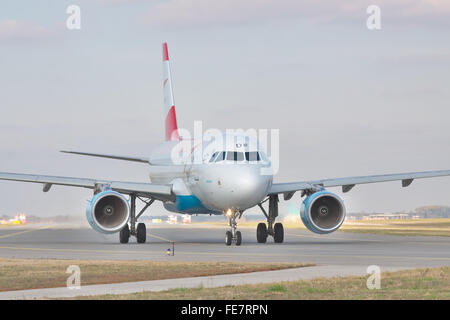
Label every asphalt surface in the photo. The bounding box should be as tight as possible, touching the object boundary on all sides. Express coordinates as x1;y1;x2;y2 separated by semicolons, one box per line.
0;223;449;269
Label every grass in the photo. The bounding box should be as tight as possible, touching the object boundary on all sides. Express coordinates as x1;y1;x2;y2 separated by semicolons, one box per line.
0;259;311;292
78;267;450;300
218;218;450;237
339;219;450;236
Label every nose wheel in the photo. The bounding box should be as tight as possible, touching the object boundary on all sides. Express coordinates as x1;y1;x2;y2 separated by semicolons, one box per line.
225;211;242;246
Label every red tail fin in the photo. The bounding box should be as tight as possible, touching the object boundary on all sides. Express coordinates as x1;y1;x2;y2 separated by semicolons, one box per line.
162;42;179;141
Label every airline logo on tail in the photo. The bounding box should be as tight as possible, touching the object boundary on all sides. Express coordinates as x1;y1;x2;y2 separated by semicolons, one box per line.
163;42;180;141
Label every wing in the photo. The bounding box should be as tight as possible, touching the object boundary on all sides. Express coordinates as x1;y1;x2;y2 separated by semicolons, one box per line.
0;172;173;201
269;169;450;199
60;150;150;164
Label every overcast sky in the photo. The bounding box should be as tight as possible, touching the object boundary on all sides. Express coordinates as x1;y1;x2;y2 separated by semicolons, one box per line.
0;0;449;218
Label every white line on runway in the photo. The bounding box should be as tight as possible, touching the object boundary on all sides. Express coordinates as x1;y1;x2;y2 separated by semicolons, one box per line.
0;227;49;239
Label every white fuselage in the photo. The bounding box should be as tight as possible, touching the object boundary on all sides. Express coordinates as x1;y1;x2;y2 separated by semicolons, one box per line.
148;133;273;214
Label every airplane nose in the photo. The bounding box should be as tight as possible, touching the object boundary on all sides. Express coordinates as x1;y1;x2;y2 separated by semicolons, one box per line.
212;165;271;211
235;171;262;199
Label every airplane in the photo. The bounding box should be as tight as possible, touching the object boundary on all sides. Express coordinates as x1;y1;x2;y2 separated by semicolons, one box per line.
1;42;449;246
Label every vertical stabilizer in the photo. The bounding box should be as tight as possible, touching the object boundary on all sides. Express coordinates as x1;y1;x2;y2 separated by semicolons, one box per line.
162;42;180;141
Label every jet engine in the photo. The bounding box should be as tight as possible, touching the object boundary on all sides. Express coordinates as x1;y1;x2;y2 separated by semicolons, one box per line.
300;191;346;234
86;190;130;234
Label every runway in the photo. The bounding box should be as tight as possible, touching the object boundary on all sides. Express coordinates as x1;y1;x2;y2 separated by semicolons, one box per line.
0;223;449;270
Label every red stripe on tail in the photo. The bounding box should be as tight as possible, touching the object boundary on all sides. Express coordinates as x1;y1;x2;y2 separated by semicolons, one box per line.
165;105;179;141
163;43;169;61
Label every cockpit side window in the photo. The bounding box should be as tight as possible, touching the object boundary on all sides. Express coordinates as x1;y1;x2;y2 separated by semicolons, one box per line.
214;151;226;162
209;152;219;163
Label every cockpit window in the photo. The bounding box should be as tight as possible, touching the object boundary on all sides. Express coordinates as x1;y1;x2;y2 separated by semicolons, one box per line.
215;151;264;163
214;151;226;162
245;151;260;161
226;151;244;161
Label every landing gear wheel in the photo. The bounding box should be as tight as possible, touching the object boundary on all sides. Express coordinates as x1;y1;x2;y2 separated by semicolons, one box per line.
119;224;130;244
274;223;284;243
225;231;232;246
235;231;242;246
136;223;146;243
257;223;268;243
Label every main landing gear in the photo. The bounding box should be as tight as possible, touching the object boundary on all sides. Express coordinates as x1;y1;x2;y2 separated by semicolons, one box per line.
225;210;242;246
257;195;284;243
119;194;155;244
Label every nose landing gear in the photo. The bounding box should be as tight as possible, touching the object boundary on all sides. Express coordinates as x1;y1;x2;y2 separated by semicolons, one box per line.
225;210;242;246
257;195;284;243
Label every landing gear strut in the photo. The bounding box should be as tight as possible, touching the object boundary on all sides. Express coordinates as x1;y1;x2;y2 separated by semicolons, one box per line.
257;195;284;243
119;194;155;244
225;211;242;246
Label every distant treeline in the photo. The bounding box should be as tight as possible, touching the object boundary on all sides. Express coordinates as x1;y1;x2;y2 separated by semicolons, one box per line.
2;206;449;222
414;206;450;218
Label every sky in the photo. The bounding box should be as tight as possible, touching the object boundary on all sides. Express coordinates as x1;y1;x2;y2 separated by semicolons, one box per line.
0;0;449;218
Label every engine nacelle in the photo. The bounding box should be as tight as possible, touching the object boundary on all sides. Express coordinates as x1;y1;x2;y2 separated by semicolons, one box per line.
300;191;346;234
86;190;130;234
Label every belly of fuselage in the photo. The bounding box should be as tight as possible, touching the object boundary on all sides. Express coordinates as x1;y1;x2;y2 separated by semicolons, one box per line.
148;164;222;214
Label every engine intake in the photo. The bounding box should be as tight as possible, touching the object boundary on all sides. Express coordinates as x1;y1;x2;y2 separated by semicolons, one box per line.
300;191;346;234
86;190;130;234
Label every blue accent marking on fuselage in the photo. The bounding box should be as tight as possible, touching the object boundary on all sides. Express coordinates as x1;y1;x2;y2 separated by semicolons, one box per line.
175;195;208;212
